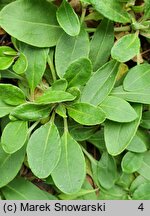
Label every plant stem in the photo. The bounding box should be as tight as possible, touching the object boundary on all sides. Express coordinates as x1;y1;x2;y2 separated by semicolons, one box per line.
81;146;97;165
85;28;96;32
114;25;131;32
47;55;57;82
141;48;150;55
28;121;40;135
50;111;55;123
86;26;131;33
64;117;68;133
80;7;86;24
30;89;35;102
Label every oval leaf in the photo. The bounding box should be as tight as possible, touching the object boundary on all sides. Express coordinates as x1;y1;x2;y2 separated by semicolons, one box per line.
0;84;25;105
70;126;96;141
55;27;89;78
0;56;14;70
35;90;75;104
126;130;148;153
27;122;61;178
123;63;150;91
1;177;56;200
97;152;117;189
18;42;49;91
90;0;131;23
121;152;144;174
104;104;142;156
130;175;149;193
81;60;120;105
98;184;127;200
1;121;28;154
52;132;86;194
133;183;150;200
111;85;150;104
89;18;114;71
0;45;17;56
0;146;25;188
100;96;137;122
64;58;92;88
51;79;68;91
144;0;150;19
140;111;150;129
0;0;63;47
12;52;28;74
111;34;140;62
11;103;51;121
67;103;105;126
137;151;150;180
0;100;14;118
56;0;80;36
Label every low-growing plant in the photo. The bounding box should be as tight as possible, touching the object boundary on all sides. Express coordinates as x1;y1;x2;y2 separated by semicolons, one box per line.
0;0;150;200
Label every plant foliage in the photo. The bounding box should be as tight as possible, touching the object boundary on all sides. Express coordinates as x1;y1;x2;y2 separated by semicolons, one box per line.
0;0;150;200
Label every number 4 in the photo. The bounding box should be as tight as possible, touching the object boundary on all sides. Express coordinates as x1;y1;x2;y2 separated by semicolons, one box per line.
138;203;144;211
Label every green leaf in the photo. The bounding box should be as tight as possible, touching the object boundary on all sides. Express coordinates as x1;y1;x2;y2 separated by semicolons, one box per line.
89;18;114;71
64;58;92;88
121;152;144;173
111;34;140;62
55;104;67;118
51;79;68;91
70;125;96;141
132;183;150;200
56;0;80;36
52;132;86;194
104;104;142;156
123;63;150;91
0;46;17;56
0;100;14;118
35;89;76;104
98;185;127;200
0;146;25;188
77;180;97;200
117;172;134;190
67;103;105;126
0;0;63;47
81;60;120;105
12;53;28;74
126;130;148;153
0;0;15;10
87;129;106;151
55;27;89;78
130;175;149;193
137;151;150;180
11;103;51;121
100;96;137;122
1;121;28;154
0;57;15;70
18;42;49;91
67;87;81;103
0;46;16;70
0;70;22;80
90;0;131;23
0;84;26;105
97;152;117;189
111;85;150;104
58;189;97;200
59;180;97;200
1;177;56;200
144;0;150;19
140;111;150;129
27;122;61;178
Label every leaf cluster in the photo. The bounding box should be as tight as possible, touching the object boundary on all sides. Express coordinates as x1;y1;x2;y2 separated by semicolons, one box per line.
0;0;150;200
